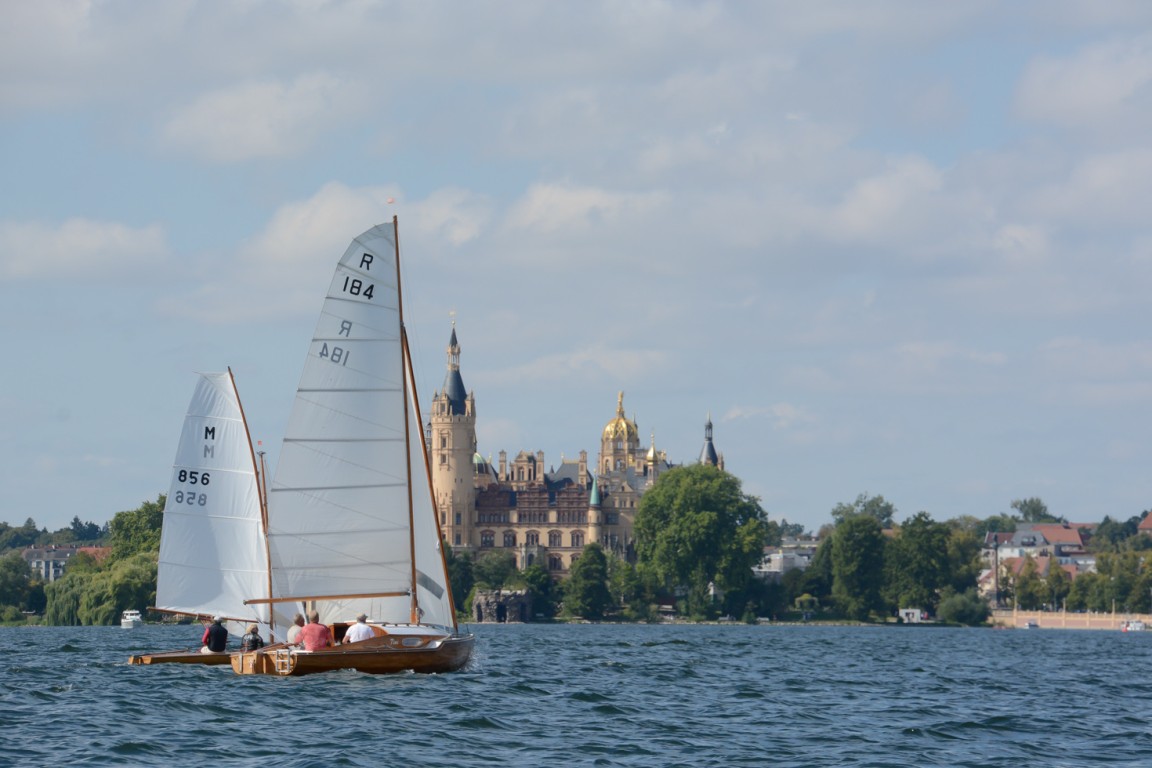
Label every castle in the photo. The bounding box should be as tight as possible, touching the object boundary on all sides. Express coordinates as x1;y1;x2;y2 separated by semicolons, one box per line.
428;325;723;577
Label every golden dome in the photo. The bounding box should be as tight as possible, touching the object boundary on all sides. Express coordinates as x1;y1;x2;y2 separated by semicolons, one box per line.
602;391;639;441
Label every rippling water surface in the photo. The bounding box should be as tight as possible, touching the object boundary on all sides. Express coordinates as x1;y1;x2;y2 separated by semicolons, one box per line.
3;623;1151;767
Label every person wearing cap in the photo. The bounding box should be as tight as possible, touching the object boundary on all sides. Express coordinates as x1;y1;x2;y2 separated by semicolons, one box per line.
240;623;265;652
200;616;228;654
297;610;333;651
343;613;374;644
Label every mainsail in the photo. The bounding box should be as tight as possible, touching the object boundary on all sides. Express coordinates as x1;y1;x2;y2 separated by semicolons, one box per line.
265;221;456;629
155;371;276;634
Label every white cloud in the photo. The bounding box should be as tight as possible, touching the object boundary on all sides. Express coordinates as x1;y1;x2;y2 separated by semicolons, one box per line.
504;182;668;236
161;73;362;162
0;218;169;278
723;403;814;431
1017;34;1152;130
478;344;669;389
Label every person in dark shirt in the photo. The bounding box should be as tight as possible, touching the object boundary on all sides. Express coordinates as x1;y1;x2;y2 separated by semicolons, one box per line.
200;616;228;653
240;623;264;652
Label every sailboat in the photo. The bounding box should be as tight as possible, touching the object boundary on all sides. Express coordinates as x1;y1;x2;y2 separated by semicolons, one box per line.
129;370;281;666
232;219;474;676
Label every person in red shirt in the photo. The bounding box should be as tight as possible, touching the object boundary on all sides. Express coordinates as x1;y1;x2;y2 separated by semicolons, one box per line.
297;610;333;651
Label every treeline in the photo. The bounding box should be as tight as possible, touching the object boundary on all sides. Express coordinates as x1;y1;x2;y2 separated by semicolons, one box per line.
0;499;163;625
5;472;1151;627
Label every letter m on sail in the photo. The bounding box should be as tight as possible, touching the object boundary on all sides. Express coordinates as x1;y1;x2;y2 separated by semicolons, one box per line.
203;426;216;458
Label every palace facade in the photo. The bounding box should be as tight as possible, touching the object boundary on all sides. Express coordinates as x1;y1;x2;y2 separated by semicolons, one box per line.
428;325;722;577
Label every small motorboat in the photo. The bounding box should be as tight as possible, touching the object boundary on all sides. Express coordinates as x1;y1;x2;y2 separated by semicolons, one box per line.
121;610;143;629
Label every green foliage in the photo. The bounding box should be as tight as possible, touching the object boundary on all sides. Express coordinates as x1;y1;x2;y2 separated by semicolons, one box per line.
1011;497;1064;524
108;496;164;560
634;464;768;617
472;549;518;589
444;544;474;613
777;519;808;539
563;544;612;620
945;528;983;595
885;512;951;612
0;552;32;610
45;552;156;625
69;516;104;542
521;563;558;618
0;518;44;550
1089;515;1144;553
1013;557;1046;609
936;589;990;625
831;514;887;621
831;493;896;529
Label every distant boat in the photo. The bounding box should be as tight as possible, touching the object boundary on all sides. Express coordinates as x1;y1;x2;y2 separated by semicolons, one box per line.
1024;620;1040;629
129;370;280;666
1122;620;1146;632
121;610;143;629
232;219;474;677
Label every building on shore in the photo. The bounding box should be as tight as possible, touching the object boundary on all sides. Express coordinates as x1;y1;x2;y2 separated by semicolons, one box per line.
428;325;718;577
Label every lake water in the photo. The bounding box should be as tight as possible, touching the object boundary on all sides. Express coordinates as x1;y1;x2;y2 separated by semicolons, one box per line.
2;622;1151;767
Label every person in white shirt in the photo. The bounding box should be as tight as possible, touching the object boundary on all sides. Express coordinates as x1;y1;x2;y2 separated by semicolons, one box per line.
343;613;375;644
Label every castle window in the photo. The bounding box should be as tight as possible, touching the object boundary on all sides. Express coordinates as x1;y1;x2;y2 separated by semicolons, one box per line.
549;555;563;571
503;531;516;548
571;532;584;548
526;531;539;546
454;533;461;546
548;531;561;548
480;531;494;548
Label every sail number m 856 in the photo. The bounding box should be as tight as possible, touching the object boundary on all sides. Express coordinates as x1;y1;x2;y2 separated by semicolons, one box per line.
173;470;210;507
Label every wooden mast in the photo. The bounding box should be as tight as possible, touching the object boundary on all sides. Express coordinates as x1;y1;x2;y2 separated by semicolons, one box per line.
393;216;421;624
228;366;276;639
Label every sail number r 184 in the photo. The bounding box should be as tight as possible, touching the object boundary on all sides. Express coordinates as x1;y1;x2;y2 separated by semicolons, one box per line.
342;276;374;300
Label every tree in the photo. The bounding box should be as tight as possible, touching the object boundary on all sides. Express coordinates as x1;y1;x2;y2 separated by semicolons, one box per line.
937;589;990;626
777;519;808;539
1011;497;1064;524
634;465;768;617
831;514;887;621
885;512;951;613
1013;558;1046;610
563;544;612;620
108;496;164;560
472;549;517;589
1089;515;1142;553
0;552;31;610
444;545;474;613
521;563;558;619
69;516;102;542
831;493;896;529
1046;563;1072;610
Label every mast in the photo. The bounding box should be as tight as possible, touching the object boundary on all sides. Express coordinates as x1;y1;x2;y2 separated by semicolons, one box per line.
393;216;421;624
403;328;460;632
229;366;276;640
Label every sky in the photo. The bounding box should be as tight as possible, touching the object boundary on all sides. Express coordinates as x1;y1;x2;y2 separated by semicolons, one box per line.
2;1;1152;536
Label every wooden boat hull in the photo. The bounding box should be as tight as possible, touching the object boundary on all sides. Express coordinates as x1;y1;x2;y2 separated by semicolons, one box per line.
231;633;474;677
129;649;233;666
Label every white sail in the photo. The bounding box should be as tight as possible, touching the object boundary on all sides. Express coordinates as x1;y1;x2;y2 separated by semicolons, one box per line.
267;222;455;629
155;372;275;634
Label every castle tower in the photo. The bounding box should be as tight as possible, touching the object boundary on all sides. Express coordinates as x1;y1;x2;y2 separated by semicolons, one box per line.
699;413;724;470
430;323;477;549
587;476;603;546
599;391;640;474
